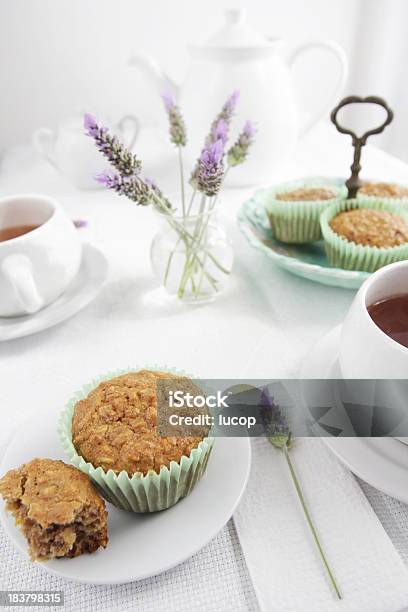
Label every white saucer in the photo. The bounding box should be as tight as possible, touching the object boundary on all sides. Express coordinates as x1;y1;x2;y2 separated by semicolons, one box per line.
0;244;108;341
0;409;251;584
301;325;408;504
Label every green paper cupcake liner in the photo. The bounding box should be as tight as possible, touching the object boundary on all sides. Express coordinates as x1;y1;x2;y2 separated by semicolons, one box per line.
58;367;214;513
320;198;408;272
266;178;347;243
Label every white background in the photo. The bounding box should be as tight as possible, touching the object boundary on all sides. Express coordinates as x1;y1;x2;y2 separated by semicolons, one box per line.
1;0;408;162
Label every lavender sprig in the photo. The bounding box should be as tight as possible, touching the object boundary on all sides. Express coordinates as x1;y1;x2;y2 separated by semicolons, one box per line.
195;139;225;197
260;386;293;449
208;90;240;143
161;92;187;214
162;92;187;147
95;172;173;212
227;121;255;167
261;386;342;600
190;91;239;190
84;113;141;177
210;118;229;146
95;172;152;206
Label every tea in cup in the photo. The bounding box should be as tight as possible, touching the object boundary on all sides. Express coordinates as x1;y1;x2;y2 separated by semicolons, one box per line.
339;260;408;378
0;194;81;317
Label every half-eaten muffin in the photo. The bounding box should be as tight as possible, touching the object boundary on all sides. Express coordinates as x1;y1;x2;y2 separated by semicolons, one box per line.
0;458;108;561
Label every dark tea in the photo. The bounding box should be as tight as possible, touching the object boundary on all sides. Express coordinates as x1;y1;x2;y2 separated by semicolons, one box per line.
0;224;39;242
368;294;408;348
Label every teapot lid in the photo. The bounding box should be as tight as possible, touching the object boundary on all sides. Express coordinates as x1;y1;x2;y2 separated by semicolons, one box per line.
189;9;276;61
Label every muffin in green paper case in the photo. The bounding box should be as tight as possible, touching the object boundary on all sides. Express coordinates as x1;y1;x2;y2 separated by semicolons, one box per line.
356;180;408;205
320;198;408;273
266;178;346;243
58;367;214;513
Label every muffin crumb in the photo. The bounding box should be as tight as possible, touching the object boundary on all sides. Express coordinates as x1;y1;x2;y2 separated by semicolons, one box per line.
0;458;108;561
329;208;408;247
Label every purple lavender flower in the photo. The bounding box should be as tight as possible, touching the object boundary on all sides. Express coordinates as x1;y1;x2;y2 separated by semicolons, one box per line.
224;90;240;115
84;113;142;177
95;172;173;211
161;92;187;147
259;385;292;448
202;138;224;165
195;138;225;197
94;172;114;187
210;118;228;146
227;120;255;167
162;92;174;113
73;219;88;229
84;113;99;137
95;172;151;206
207;90;240;143
190;91;240;187
215;91;240;127
243;120;255;138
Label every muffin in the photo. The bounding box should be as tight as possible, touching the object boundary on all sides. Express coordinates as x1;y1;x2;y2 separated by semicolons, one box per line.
59;369;214;512
329;209;408;248
0;458;108;561
71;370;206;476
358;181;408;200
266;180;346;243
276;187;336;202
320;199;408;272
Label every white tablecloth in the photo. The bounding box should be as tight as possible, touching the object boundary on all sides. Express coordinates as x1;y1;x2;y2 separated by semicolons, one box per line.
2;124;408;611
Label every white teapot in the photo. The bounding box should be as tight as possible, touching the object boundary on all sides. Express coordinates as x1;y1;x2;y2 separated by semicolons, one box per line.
33;114;140;190
130;9;348;185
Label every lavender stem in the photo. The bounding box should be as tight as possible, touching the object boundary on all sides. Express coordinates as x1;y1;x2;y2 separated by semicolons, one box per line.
187;189;197;216
149;189;225;296
178;146;186;218
282;445;342;600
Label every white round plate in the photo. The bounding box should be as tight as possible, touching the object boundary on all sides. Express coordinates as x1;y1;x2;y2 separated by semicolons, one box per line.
301;325;408;504
0;243;108;341
0;410;251;584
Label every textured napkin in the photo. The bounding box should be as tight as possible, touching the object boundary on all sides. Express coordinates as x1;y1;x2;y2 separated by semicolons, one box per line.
234;438;408;612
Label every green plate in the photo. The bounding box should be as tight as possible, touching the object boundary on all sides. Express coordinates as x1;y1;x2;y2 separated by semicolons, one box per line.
237;185;369;290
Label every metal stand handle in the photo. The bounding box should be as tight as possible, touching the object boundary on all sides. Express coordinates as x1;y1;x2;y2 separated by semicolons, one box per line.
330;96;394;198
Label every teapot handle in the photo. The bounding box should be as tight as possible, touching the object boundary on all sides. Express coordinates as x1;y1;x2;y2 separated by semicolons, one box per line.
32;127;57;167
118;114;140;151
288;39;348;137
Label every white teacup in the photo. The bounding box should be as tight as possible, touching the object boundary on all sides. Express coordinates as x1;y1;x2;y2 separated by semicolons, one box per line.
0;194;82;317
340;260;408;378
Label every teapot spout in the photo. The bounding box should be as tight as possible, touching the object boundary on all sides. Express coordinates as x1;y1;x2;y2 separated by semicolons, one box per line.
128;53;179;99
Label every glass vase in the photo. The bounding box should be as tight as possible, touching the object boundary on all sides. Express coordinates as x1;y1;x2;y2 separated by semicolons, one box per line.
150;209;234;304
